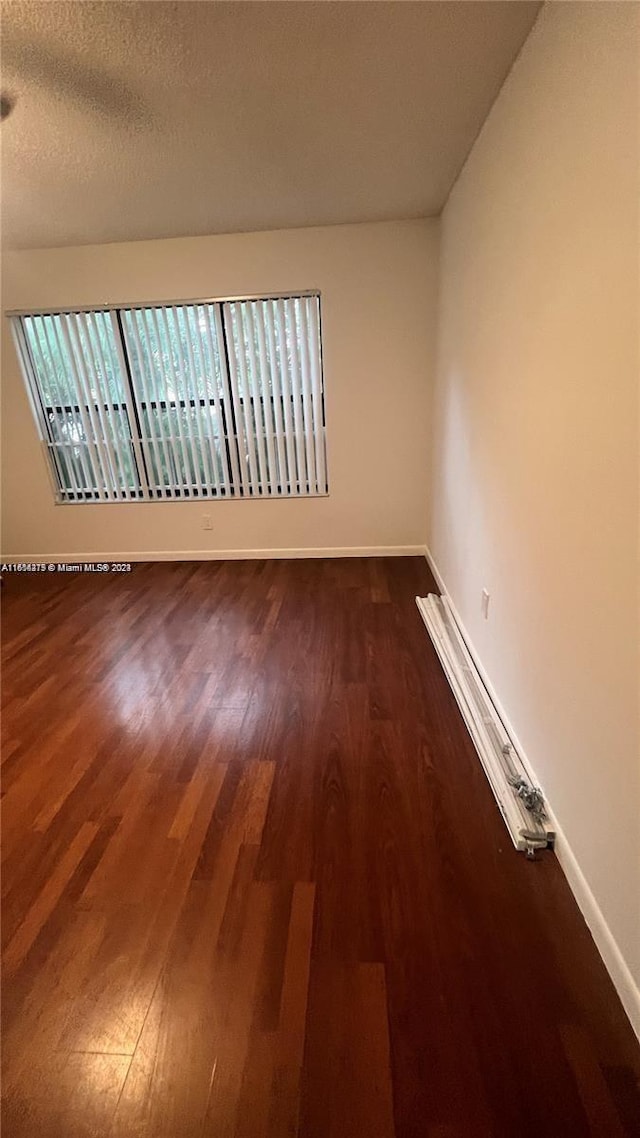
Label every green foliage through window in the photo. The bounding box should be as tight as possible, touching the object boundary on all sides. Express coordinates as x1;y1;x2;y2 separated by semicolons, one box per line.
13;295;327;502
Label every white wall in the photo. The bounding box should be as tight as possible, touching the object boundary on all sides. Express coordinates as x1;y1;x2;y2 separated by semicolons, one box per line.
430;0;640;1009
1;220;438;557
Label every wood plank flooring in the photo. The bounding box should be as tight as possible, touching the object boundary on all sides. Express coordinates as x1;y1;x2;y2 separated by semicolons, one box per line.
2;557;639;1137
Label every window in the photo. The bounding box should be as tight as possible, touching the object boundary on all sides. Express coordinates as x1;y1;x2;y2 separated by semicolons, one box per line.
10;293;328;502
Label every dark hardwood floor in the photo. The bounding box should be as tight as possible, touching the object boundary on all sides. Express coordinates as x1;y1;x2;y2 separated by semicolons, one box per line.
2;557;639;1137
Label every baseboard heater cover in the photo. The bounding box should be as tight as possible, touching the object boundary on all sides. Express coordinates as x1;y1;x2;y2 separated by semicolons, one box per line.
416;594;555;857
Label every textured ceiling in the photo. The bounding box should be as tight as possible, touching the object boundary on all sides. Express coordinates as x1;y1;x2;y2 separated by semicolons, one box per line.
1;0;540;249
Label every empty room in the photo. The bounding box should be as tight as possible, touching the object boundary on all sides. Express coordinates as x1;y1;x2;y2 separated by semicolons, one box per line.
1;1;639;1135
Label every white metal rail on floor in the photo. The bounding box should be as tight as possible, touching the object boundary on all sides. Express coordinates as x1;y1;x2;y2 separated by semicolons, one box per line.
416;593;554;857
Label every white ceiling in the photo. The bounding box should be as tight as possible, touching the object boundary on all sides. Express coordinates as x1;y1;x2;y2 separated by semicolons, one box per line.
1;0;540;250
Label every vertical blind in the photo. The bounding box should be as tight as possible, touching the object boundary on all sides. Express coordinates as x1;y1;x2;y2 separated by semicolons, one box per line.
10;293;328;502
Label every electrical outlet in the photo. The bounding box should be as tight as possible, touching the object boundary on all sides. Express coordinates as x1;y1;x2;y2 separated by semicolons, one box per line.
202;514;213;531
481;589;490;620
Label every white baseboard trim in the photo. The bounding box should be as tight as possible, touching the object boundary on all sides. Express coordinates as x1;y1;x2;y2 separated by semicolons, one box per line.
1;545;426;564
551;822;640;1041
424;545;640;1042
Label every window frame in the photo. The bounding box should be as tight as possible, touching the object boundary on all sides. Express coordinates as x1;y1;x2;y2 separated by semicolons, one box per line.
9;290;328;505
